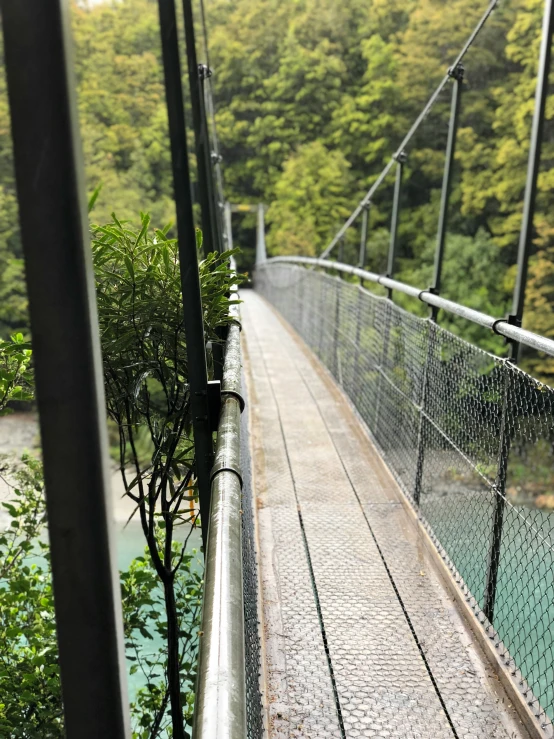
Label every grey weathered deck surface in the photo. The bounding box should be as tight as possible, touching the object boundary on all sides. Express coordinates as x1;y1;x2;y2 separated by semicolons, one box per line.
242;290;531;739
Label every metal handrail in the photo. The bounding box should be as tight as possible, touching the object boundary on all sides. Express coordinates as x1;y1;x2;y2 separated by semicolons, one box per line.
263;256;554;359
193;306;246;739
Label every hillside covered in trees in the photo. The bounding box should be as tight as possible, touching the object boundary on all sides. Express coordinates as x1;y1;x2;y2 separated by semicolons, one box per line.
0;0;552;375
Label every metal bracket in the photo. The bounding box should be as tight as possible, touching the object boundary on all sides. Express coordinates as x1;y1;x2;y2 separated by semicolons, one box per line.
394;150;408;164
492;313;521;336
207;380;222;431
448;63;465;82
221;389;246;413
198;63;212;80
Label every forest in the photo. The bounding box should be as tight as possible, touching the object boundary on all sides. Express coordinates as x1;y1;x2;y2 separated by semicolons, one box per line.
0;0;552;378
0;1;553;736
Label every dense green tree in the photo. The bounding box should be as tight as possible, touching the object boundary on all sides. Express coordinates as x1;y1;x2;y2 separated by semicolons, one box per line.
0;0;551;359
266;142;353;256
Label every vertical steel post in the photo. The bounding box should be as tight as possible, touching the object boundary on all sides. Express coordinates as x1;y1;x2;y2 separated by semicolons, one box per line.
256;203;267;264
432;65;464;302
511;0;554;363
199;70;225;254
205;81;226;224
333;277;341;382
180;0;218;256
484;0;554;620
196;0;226;221
386;153;406;298
352;282;365;405
359;202;370;268
483;369;513;623
413;322;434;505
415;69;463;503
0;2;130;736
373;300;391;442
157;0;214;547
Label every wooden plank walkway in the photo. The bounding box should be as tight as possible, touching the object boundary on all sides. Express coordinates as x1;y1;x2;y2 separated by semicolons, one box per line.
241;289;531;739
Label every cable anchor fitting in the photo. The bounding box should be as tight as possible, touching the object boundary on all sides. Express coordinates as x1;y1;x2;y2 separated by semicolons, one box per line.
448;63;465;82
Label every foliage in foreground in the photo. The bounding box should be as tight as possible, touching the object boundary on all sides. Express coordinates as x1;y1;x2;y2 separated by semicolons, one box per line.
0;214;239;738
92;212;239;738
0;0;552;371
0;459;203;739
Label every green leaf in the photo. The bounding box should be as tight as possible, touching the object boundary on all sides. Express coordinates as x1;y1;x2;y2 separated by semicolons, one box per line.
87;183;103;214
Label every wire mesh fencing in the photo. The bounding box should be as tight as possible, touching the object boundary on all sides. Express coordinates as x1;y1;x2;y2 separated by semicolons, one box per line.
241;376;264;739
255;262;554;731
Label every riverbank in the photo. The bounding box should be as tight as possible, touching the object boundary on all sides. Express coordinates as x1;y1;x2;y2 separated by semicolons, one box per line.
0;412;145;528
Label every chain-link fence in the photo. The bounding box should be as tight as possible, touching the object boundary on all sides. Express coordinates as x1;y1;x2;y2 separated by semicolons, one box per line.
256;262;554;730
241;376;264;739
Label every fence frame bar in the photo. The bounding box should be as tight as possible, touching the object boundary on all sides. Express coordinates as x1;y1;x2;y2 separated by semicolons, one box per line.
483;370;513;622
0;1;130;735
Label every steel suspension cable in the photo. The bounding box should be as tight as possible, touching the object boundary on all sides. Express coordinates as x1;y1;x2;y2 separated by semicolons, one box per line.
320;0;499;259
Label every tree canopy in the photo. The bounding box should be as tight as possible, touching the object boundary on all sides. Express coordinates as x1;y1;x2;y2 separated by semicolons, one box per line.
0;0;552;373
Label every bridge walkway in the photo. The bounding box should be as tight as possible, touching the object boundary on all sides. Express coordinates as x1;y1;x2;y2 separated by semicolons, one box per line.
241;290;530;739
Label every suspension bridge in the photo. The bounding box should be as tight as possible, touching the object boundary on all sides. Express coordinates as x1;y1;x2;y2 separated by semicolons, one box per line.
2;0;554;738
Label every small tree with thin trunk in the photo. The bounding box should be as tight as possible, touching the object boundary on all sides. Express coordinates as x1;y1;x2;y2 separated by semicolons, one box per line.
92;213;238;738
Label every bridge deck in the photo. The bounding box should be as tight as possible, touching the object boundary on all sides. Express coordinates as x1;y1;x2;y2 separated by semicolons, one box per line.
242;290;531;739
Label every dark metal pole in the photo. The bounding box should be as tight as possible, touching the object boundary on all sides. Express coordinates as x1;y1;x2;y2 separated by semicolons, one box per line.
386;153;406;298
432;65;463;301
511;0;554;362
352;283;365;404
157;0;214;547
413;322;434;505
414;70;463;502
483;369;512;623
333;278;341;380
180;0;218;256
199;69;225;254
373;300;391;441
0;2;130;736
359;202;370;268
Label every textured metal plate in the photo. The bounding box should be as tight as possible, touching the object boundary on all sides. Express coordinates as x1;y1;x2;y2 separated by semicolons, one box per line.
242;290;530;739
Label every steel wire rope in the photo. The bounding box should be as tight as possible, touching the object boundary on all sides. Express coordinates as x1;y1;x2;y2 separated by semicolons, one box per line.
320;0;499;259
